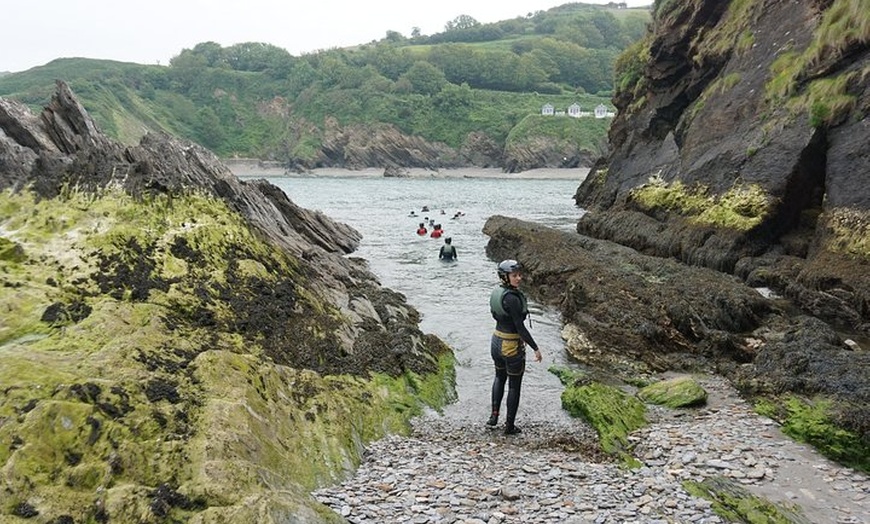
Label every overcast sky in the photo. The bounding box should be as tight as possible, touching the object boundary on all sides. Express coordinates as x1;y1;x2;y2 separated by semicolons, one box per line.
2;1;651;73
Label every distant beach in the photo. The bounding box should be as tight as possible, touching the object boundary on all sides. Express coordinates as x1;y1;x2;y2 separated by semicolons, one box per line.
225;159;589;182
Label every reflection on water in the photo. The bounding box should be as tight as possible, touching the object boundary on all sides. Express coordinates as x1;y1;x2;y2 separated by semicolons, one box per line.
253;173;588;425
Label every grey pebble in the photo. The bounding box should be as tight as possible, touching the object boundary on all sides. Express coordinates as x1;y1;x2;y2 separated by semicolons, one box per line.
314;376;869;523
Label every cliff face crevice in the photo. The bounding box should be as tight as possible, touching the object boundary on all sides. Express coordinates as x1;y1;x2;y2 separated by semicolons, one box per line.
644;0;731;143
575;0;869;332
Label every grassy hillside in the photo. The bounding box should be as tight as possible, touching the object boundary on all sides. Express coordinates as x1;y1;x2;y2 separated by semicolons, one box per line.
0;3;651;166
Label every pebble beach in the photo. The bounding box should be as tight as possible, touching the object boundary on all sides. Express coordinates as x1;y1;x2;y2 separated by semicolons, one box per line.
314;375;869;524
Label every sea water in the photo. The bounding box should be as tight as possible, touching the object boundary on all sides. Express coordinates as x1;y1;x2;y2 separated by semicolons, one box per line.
240;169;589;425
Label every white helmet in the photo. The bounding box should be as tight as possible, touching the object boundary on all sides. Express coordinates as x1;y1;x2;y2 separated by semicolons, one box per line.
497;259;521;283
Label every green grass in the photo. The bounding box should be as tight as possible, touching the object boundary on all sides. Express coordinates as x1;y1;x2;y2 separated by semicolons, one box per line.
804;0;870;70
506;113;611;151
765;0;868;125
694;0;759;61
801;72;857;128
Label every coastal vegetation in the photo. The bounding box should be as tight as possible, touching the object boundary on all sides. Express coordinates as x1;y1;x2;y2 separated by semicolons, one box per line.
0;3;650;167
763;0;867;129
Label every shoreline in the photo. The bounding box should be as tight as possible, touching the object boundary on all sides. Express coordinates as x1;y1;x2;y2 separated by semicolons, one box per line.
226;162;590;181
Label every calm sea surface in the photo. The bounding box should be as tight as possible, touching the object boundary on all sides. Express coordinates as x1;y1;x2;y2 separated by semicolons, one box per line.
241;169;589;425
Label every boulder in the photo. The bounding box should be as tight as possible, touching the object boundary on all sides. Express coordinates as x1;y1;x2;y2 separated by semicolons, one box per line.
638;376;708;408
483;215;869;447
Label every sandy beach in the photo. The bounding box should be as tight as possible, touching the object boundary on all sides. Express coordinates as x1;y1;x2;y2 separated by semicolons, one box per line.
225;160;590;182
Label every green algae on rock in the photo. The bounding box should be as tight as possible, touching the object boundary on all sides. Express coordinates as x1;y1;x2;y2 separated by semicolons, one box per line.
638;376;708;408
0;185;456;522
549;366;646;465
755;395;870;473
684;476;812;524
630;177;773;231
485;214;869;472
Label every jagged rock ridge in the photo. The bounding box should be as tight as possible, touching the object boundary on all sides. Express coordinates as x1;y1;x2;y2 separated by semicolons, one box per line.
0;81;454;521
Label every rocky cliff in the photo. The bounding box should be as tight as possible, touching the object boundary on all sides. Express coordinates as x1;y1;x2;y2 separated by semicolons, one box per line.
281;117;598;174
576;0;868;333
0;81;455;522
484;0;868;468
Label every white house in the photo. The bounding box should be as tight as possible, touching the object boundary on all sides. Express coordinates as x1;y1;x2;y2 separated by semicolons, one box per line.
541;102;605;118
594;104;615;118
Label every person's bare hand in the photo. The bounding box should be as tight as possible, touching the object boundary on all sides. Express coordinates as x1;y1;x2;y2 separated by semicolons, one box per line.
533;349;542;363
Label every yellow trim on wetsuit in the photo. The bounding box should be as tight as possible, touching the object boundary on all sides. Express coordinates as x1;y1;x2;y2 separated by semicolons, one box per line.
493;330;523;358
493;330;520;340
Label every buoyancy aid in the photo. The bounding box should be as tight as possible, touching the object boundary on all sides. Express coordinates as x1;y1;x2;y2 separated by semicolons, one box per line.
440;244;456;259
489;286;528;322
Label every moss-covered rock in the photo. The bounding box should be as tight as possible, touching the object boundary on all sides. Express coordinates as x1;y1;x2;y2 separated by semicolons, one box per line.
552;371;646;466
548;364;587;386
0;187;456;521
638;376;708;408
0;236;25;263
755;395;870;473
684;476;812;523
0;83;457;521
630;178;772;231
485;215;868;470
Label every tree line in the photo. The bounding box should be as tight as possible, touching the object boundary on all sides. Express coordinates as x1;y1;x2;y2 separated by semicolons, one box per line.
0;4;649;163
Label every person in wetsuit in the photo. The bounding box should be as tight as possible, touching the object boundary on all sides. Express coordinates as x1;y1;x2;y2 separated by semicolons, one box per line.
488;259;541;435
439;237;457;261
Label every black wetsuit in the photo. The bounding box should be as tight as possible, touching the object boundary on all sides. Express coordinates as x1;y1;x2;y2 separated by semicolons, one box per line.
489;285;538;431
439;244;457;260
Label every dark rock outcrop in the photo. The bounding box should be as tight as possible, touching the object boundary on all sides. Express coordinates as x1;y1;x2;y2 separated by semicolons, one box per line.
0;82;366;314
484;215;869;443
298;117;466;171
503;137;594;173
573;0;868;333
0;81;453;379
